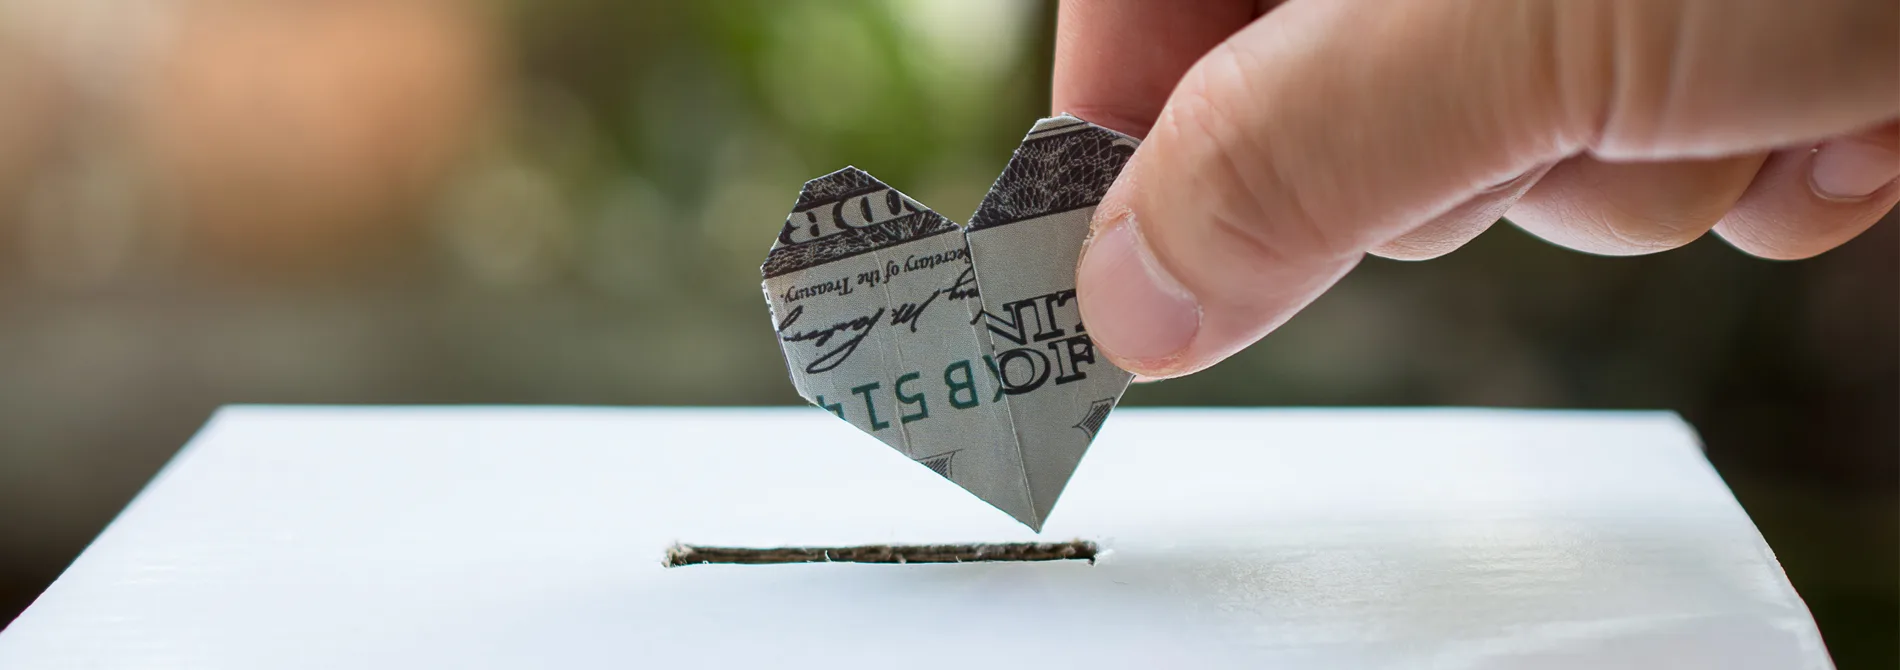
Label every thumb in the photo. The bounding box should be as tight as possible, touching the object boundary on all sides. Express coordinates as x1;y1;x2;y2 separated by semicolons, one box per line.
1074;0;1898;378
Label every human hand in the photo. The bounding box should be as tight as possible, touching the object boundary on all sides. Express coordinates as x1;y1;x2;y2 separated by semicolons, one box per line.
1061;0;1898;379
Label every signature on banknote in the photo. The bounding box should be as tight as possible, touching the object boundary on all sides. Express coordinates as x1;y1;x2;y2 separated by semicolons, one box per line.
779;267;980;372
775;305;885;374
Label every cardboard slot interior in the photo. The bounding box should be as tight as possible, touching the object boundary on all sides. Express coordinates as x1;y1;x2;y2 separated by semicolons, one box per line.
663;540;1098;567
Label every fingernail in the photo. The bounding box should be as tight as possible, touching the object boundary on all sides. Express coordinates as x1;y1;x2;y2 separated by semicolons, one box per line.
1810;139;1900;201
1076;213;1200;370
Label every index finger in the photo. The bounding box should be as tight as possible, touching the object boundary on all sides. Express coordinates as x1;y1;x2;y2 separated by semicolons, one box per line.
1053;0;1260;137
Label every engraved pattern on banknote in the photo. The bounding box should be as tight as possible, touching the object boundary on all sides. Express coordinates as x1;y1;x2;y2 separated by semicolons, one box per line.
790;166;885;211
917;450;960;479
1075;398;1115;439
965;122;1136;231
762;167;960;279
762;213;958;278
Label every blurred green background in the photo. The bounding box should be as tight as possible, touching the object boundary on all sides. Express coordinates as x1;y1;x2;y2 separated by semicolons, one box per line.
0;0;1892;665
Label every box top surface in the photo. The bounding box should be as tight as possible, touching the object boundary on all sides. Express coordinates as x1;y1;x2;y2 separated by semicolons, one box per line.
0;407;1831;669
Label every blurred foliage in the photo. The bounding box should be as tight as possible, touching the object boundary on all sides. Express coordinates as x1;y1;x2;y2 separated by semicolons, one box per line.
0;1;1892;665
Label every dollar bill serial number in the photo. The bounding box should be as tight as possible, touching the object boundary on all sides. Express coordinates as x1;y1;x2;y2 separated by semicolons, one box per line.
778;285;1106;431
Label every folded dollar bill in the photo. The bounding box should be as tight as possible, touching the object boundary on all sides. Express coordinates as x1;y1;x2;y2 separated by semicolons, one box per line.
760;115;1138;531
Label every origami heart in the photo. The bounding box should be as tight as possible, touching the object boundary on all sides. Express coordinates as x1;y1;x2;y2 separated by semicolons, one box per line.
760;115;1138;530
